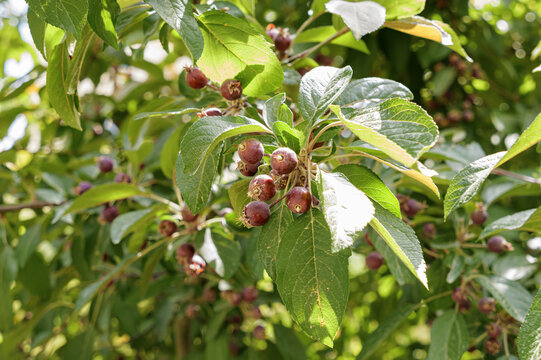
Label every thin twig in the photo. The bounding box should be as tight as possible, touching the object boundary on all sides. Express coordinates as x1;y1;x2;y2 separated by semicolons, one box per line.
285;27;350;64
0;201;66;213
492;168;540;184
292;11;326;44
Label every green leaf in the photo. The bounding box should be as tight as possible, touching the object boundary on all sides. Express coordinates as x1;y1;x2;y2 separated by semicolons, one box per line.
28;0;88;39
263;93;292;128
479;207;541;239
110;208;155;245
435;20;472;62
373;0;425;19
426;310;468;360
299;66;353;124
227;179;251;215
140;246;166;295
196;10;282;96
369;204;428;288
337;77;413;108
28;9;47;58
133;108;199;121
294;26;369;53
176;144;222;214
15;224;42;268
0;247;17;331
146;0;203;60
88;0;120;49
334;164;401;218
332;98;438;167
275;208;349;347
318;171;374;252
443;152;506;220
518;289;541;360
67;26;95;94
46;41;81;130
160;124;188;178
475;275;534;322
66;183;145;214
258;201;293;280
179;116;270;175
272;121;304;153
59;329;95;360
195;227;241;279
325;1;386;40
497;112;541;167
372;234;417;285
274;325;307;360
431;67;457;98
446;252;464;284
357;303;416;360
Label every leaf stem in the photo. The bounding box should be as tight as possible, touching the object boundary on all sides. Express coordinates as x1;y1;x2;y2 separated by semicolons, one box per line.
285;27;350;64
293;11;326;44
0;201;66;213
143;193;182;213
308;121;342;152
491;168;540;184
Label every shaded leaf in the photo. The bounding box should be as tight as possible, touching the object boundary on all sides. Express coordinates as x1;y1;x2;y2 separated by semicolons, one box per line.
110;208;156;245
227;179;251;215
295;26;369;53
66;183;145;214
518;289;541;360
196;227;241;279
427;310;468;360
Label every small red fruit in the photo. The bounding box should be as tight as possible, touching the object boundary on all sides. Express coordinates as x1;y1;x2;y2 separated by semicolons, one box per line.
462;109;474;122
274;32;291;53
447;109;462;125
423;223;437;239
249;175;276;201
452;287;468;303
364;232;373;247
458;299;470;312
98;156;114;173
365;251;384;270
181;206;198;223
203;288;217;302
228;341;240;356
401;198;420;218
74;181;92;195
238;138;264;164
249;306;262;319
270;148;298;175
158;220;177;237
201;107;222;117
242;286;259;303
185;304;199;319
101;205;119;222
221;79;242;100
286;187;312;214
242;201;271;227
487;322;502;338
177;243;195;262
484;338;501;355
185;254;206;276
266;24;279;40
114;173;131;183
238;161;260;176
478;297;496;315
471;208;488;225
487;236;513;253
229;292;243;306
185;66;208;89
253;325;266;340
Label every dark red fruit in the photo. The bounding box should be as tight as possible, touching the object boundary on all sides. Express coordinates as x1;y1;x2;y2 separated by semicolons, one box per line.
185;304;199;319
286;187;312;214
201;107;222;117
274;32;291;53
185;254;206;276
484;338;501;355
228;341;240;356
98;156;114;173
471;208;488;225
447;109;462;125
185;66;208;89
203;288;216;302
177;243;195;262
401;198;420;218
220;79;242;100
458;299;470;312
248;175;276;201
74;181;92;195
101;205;118;222
253;325;266;340
229;292;243;306
249;306;262;319
242;287;258;303
114;173;131;183
365;251;384;270
462;109;474;122
423;223;437;239
452;287;468;303
158;220;177;237
242;201;271;227
478;297;496;315
238;161;260;176
487;236;513;253
181;206;198;223
487;322;502;338
365;232;373;247
238;138;264;164
270;148;298;175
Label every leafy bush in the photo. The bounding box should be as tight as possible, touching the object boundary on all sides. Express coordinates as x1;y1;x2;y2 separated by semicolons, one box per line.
0;0;540;359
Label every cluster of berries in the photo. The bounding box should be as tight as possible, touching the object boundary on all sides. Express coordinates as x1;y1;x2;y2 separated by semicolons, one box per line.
266;24;291;59
176;242;206;277
185;66;243;101
235;138;316;227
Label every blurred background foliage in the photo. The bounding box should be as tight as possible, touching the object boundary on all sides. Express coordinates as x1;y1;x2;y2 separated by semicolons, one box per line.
0;0;539;359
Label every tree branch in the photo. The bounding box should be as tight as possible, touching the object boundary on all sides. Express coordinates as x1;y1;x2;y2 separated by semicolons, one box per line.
0;201;65;213
284;27;350;64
